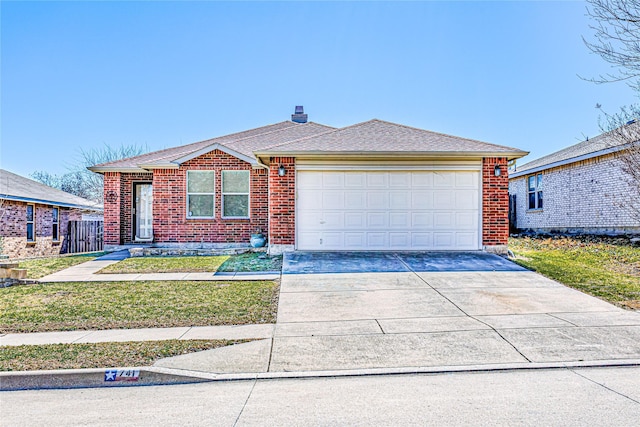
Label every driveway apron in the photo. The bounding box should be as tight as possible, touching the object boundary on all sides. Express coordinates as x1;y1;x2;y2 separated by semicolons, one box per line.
269;251;640;372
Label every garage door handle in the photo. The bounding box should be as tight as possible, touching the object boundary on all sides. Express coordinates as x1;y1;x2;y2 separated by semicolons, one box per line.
319;221;325;224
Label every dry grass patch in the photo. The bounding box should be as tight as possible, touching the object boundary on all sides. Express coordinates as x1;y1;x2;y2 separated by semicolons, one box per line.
0;280;279;333
0;339;248;371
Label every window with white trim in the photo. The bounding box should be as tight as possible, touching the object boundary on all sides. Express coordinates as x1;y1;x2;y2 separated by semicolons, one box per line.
222;170;250;218
527;173;543;210
187;171;215;218
52;207;60;242
26;204;36;242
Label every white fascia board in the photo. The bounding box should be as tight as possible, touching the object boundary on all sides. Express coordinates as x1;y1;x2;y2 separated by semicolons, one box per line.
173;143;258;166
87;166;149;174
510;145;627;179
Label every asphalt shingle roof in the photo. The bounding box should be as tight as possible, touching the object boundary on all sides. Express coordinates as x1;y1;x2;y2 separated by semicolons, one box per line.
0;169;102;210
92;121;334;170
515;126;632;174
257;119;527;156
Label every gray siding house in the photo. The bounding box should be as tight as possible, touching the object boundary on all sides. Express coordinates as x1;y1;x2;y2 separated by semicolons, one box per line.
509;130;640;235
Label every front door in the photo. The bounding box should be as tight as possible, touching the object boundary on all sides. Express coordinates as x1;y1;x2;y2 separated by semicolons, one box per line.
133;183;153;241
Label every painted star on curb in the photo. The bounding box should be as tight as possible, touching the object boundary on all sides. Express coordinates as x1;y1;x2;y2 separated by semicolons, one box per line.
105;370;117;381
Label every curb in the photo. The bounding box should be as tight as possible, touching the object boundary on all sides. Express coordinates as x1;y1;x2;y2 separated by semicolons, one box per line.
3;359;640;392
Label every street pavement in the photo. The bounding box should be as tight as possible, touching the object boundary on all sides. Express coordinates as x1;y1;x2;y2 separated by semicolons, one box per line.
2;367;639;426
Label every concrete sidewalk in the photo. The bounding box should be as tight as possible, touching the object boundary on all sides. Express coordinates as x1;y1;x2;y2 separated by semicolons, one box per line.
37;250;280;282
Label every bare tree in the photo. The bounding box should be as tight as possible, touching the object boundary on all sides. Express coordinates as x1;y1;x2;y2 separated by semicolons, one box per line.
32;143;148;204
584;0;640;222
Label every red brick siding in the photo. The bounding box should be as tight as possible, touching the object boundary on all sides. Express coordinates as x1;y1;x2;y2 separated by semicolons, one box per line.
103;172;121;245
149;150;268;243
0;200;81;258
268;157;296;245
482;157;509;246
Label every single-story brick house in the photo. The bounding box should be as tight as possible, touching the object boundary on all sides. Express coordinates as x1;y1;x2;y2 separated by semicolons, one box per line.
90;108;527;254
0;169;103;258
509;127;640;235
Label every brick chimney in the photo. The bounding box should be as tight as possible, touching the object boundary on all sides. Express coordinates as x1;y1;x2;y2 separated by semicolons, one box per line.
291;106;308;123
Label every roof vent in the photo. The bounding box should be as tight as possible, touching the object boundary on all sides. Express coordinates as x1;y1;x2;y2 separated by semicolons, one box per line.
291;106;308;124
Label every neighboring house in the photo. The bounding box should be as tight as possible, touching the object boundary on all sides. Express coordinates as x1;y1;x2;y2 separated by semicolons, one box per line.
90;107;527;254
0;169;103;258
509;129;640;235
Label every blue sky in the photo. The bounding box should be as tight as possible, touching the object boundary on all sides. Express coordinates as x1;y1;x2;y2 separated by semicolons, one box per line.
1;1;635;178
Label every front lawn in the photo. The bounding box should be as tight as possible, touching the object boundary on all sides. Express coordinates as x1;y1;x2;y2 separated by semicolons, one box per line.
98;252;282;274
0;280;279;333
0;339;247;371
510;236;640;309
17;253;105;279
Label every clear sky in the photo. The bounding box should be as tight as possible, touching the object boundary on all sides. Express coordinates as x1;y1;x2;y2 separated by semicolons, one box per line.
1;0;635;178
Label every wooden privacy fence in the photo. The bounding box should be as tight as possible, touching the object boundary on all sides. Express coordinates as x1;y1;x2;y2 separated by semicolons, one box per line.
66;221;103;253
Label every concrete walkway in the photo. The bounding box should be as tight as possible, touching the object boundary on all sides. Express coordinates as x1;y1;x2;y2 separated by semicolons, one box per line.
37;250;280;282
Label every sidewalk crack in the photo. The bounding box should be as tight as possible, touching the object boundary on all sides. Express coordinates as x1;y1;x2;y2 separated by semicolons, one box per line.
233;378;258;427
569;368;640;405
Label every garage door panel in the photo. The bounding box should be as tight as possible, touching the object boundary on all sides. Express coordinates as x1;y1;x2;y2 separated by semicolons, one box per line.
367;233;387;247
367;173;387;187
323;192;344;209
345;212;365;228
412;212;433;227
345;192;365;209
345;173;366;188
390;192;410;209
390;212;410;228
367;212;388;228
297;170;480;251
367;192;388;209
434;172;455;188
412;191;433;209
412;173;433;188
389;173;411;187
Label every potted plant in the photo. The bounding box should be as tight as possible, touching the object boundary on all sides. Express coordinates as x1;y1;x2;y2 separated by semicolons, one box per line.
250;228;266;248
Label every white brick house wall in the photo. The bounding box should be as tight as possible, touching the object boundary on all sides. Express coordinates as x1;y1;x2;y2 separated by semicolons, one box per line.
509;152;640;234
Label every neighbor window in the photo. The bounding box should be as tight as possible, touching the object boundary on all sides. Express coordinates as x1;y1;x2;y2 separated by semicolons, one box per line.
527;173;543;210
52;207;60;242
26;204;35;242
222;170;250;218
187;171;215;218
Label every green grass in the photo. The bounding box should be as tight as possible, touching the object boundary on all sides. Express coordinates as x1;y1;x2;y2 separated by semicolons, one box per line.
17;253;105;279
0;339;248;371
98;252;282;274
98;256;229;274
510;236;640;309
0;280;279;333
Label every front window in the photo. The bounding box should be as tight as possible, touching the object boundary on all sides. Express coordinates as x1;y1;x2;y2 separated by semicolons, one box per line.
52;207;59;242
222;170;250;218
187;171;215;218
26;204;35;242
527;173;543;210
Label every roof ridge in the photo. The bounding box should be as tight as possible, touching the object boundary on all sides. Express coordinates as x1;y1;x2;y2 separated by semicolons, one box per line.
94;121;296;167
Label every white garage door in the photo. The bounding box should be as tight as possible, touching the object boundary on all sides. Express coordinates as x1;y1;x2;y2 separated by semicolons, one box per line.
296;170;480;250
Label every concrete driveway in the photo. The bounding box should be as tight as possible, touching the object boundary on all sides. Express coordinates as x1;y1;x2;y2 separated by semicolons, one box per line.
269;251;640;372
